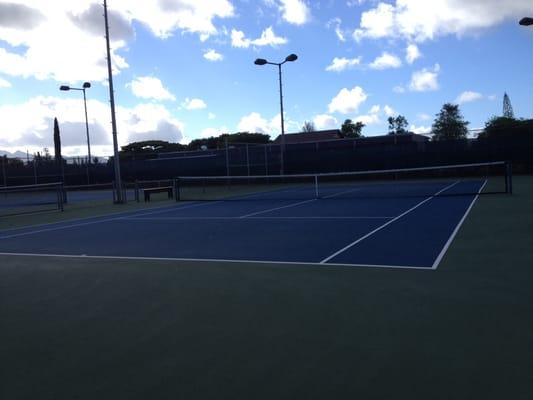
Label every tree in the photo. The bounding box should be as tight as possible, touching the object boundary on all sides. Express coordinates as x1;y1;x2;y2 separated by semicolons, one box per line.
479;116;533;139
387;115;409;135
341;119;365;138
53;117;62;162
301;121;316;132
431;103;469;141
188;132;270;150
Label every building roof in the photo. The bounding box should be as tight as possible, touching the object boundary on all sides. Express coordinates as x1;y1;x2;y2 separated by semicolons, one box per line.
272;129;342;144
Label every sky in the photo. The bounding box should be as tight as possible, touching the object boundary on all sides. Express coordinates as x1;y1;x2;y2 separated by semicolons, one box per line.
0;0;532;157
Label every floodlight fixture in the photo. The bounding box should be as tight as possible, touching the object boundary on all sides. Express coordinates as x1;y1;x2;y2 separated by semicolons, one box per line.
285;54;298;62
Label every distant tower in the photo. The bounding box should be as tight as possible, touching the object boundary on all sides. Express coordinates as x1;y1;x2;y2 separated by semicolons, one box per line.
503;92;515;119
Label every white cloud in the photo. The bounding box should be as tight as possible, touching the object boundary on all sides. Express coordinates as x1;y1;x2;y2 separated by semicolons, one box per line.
369;52;402;70
128;76;175;101
203;49;224;62
231;27;287;48
201;126;228;138
383;105;396;117
0;77;11;88
393;85;406;93
417;113;432;121
456;91;483;104
354;105;381;125
325;57;361;72
409;64;440;92
121;103;184;144
353;3;395;42
0;2;129;82
0;96;184;156
313;114;339;130
410;124;431;135
181;98;207;110
353;0;533;43
326;18;346;42
208;112;216;120
328;86;368;114
237;112;282;135
0;1;236;83
279;0;310;25
406;44;421;64
114;0;235;39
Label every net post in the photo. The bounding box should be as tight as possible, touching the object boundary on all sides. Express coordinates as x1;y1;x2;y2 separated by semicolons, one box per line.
57;183;64;212
174;178;180;201
122;183;127;203
314;175;319;198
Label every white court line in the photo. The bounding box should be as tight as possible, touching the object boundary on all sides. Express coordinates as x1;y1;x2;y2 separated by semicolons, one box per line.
123;215;394;221
0;202;186;234
320;181;461;264
0;200;221;240
238;187;365;219
431;180;487;270
0;251;433;270
239;199;317;218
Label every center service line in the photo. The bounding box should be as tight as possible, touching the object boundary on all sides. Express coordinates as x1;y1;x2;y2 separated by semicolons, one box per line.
320;181;461;264
238;187;364;219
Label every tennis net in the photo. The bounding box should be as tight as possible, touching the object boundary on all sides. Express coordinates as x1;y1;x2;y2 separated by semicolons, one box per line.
175;161;512;201
64;182;135;204
0;182;64;217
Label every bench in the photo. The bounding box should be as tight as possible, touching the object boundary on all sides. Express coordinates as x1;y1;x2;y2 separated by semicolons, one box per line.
143;186;173;202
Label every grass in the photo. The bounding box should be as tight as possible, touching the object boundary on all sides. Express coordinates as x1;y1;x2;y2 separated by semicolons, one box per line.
1;177;532;399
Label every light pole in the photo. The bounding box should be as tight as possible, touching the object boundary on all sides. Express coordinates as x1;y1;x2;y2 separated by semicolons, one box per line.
519;17;533;26
60;82;92;184
254;53;298;175
104;0;124;203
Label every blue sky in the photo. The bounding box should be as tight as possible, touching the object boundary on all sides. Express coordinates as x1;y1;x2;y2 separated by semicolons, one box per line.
0;0;532;157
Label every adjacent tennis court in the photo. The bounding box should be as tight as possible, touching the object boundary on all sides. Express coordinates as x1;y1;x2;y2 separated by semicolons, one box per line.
0;174;489;269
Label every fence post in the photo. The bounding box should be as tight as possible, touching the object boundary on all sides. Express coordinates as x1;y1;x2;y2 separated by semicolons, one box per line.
264;145;268;175
174;178;180;201
1;156;6;186
225;137;230;176
506;162;513;195
246;144;250;176
134;180;140;202
33;160;37;184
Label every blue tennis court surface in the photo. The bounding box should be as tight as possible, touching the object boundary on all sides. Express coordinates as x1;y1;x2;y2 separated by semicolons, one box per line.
0;179;485;269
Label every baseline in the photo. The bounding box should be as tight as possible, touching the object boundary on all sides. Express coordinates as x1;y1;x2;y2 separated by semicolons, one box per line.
0;251;434;271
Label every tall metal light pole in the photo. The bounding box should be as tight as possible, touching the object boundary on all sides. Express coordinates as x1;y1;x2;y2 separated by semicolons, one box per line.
104;0;124;203
60;82;92;184
254;54;298;175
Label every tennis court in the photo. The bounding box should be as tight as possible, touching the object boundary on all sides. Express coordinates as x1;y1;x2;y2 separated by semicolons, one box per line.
2;170;531;400
0;175;488;269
